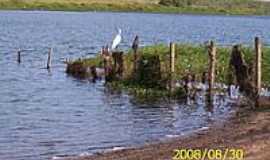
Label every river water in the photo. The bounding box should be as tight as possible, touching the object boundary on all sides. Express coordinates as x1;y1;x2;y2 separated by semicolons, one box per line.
0;11;270;160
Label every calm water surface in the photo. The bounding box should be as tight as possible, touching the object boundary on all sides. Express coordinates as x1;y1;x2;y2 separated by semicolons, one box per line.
0;11;270;160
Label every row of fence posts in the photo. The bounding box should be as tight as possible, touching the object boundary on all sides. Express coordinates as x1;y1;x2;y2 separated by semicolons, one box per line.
15;37;262;106
167;37;262;107
103;36;262;106
104;36;263;107
17;48;52;70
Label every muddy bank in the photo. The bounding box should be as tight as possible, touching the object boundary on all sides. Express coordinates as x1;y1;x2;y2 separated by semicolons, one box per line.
65;104;270;160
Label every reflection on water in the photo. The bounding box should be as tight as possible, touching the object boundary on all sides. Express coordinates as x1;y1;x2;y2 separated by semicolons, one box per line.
1;11;270;160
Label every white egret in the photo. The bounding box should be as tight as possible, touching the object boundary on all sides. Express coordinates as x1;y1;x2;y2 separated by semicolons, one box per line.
111;28;122;50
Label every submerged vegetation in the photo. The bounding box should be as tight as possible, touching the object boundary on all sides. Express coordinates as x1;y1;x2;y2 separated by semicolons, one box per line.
1;0;270;15
66;44;270;98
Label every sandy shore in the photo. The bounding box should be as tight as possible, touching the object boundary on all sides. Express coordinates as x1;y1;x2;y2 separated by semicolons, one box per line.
65;104;270;160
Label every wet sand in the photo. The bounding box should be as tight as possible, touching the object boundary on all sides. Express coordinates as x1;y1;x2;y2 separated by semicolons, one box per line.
66;103;270;160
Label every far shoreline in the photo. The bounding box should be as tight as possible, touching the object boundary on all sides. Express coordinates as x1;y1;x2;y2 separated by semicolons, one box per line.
1;0;270;16
1;9;270;18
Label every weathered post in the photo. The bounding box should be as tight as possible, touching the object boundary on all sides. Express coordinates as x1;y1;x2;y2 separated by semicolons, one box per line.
184;73;192;102
201;71;207;84
207;41;216;101
227;68;234;97
102;46;114;83
112;51;124;79
255;37;262;107
118;52;124;78
169;42;176;94
90;65;98;83
255;37;262;95
230;45;255;98
17;49;21;64
47;48;52;69
132;35;139;73
170;42;175;73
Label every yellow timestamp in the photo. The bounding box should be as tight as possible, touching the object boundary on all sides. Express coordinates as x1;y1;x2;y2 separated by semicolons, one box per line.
173;148;244;160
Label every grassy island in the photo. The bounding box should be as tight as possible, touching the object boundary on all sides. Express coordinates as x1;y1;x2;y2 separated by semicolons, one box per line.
66;44;270;99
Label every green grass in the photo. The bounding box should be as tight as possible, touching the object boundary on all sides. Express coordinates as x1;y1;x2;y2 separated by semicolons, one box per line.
135;44;270;86
1;0;270;15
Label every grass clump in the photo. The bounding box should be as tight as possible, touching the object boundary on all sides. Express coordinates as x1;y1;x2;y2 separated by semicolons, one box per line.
66;56;102;78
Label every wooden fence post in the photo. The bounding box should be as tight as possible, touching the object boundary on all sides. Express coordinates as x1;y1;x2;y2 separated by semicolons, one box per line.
134;51;138;73
90;65;98;83
170;42;175;73
17;49;21;64
132;35;139;73
255;37;262;95
255;37;262;107
169;42;175;93
47;48;52;69
207;41;216;100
